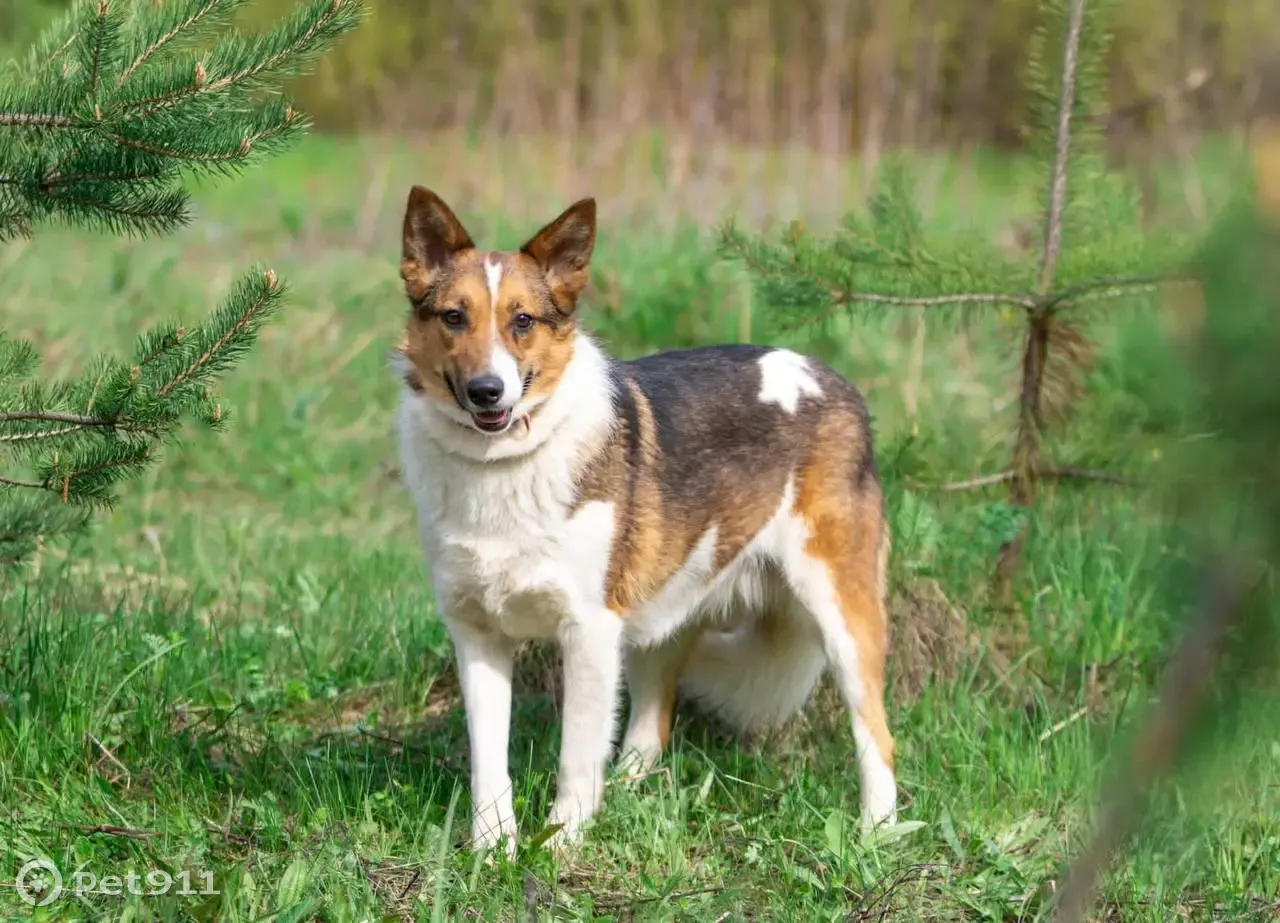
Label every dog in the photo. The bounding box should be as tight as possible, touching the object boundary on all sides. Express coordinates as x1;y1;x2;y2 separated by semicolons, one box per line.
391;187;897;857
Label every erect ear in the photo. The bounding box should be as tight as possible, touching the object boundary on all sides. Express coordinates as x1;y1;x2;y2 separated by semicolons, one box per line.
401;186;475;300
519;197;596;312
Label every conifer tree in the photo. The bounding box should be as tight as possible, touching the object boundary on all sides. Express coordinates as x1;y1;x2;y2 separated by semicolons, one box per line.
718;0;1191;601
0;0;365;570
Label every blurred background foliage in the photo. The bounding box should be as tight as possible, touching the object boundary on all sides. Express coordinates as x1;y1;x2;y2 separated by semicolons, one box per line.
203;0;1276;145
4;0;1278;224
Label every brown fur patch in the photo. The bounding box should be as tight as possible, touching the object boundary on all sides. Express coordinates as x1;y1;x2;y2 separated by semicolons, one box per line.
711;481;790;572
572;381;687;614
793;413;895;770
571;386;803;617
571;381;793;616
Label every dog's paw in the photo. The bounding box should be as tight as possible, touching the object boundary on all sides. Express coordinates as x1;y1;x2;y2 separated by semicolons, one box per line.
471;801;519;861
542;822;584;863
859;807;899;838
613;741;661;779
542;802;589;860
474;830;518;865
478;837;518;866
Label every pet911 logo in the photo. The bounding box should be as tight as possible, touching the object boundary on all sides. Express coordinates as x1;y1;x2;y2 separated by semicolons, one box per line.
14;859;219;905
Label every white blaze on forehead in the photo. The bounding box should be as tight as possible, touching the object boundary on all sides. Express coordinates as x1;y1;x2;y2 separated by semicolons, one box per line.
482;253;522;407
757;348;823;414
484;253;504;306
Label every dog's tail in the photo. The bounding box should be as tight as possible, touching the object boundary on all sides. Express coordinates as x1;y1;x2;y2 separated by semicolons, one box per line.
678;605;827;733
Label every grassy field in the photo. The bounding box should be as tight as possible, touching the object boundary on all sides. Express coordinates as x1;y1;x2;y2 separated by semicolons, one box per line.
1;134;1277;921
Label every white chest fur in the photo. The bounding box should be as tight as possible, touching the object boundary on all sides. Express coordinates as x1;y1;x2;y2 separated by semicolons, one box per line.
394;334;620;639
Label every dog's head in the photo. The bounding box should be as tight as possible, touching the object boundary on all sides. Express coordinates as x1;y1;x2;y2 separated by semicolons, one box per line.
395;187;596;438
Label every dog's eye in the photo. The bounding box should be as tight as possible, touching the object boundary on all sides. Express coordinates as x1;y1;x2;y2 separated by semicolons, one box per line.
512;313;535;331
441;309;466;329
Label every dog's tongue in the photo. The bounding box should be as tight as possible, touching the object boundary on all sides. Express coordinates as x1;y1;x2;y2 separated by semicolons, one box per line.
475;410;506;423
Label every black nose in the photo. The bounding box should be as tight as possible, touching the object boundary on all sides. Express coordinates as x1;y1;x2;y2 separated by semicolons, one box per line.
465;375;505;408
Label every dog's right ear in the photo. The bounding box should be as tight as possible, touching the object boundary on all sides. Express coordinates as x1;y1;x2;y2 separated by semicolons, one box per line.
401;186;475;300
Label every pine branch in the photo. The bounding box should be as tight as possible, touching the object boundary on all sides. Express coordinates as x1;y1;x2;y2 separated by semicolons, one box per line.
84;0;115;99
117;0;362;118
782;290;1037;335
99;116;296;166
1050;274;1195;311
834;291;1037;310
154;269;280;400
38;165;171;188
2;425;110;444
938;466;1140;492
0;0;367;240
719;216;1036;334
117;0;243;86
0;264;285;569
0;491;92;566
0;113;75;127
19;2;89;82
0;410;150;443
41;437;155;506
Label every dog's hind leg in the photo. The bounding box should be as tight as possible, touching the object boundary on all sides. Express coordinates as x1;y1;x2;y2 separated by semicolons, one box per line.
617;629;698;775
781;478;897;833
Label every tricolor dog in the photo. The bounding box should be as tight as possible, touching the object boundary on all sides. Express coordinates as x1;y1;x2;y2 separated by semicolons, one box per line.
392;187;897;856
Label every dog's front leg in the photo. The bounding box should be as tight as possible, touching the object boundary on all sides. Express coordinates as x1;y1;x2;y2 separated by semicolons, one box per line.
448;618;518;858
546;610;624;848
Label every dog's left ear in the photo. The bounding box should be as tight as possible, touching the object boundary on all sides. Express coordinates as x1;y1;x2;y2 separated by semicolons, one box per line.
520;198;596;312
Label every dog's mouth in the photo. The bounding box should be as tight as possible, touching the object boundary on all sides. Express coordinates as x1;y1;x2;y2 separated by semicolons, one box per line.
470;408;513;434
441;369;537;437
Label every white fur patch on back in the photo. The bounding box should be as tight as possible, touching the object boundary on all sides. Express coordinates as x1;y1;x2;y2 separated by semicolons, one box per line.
757;349;823;414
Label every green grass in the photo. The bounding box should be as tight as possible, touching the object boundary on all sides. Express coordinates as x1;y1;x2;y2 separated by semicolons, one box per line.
1;135;1278;921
